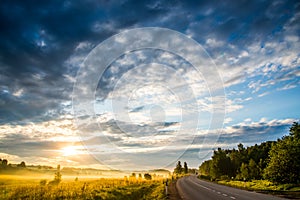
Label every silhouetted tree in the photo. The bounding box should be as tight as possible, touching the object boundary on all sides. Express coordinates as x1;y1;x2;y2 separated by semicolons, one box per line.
184;162;188;174
1;159;8;166
174;161;183;175
131;173;136;178
144;173;152;180
17;161;26;168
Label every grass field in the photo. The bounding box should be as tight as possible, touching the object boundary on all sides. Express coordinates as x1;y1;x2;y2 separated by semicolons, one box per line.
0;175;167;200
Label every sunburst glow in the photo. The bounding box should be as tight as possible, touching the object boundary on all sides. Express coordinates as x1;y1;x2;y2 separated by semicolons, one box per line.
61;146;81;156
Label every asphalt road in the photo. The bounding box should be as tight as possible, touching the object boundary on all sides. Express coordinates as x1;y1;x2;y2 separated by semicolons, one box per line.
176;176;287;200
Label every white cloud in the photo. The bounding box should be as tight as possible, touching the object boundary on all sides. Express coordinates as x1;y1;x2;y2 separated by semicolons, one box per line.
206;38;224;48
277;84;297;91
224;117;233;124
258;91;270;97
244;118;252;123
12;88;24;97
0;117;79;142
197;96;243;114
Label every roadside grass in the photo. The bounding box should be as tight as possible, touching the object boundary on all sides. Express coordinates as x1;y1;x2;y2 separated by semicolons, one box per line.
218;180;300;192
198;175;300;199
217;179;300;199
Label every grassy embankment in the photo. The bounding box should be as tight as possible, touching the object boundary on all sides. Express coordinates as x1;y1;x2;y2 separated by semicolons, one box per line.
199;175;300;199
219;179;300;199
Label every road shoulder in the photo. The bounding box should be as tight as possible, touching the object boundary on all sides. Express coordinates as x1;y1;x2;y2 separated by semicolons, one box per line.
167;179;182;200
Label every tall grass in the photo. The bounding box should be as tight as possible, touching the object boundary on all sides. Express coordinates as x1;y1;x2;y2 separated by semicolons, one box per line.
0;178;166;200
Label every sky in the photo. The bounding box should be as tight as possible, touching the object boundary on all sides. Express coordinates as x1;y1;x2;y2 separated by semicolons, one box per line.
0;0;299;171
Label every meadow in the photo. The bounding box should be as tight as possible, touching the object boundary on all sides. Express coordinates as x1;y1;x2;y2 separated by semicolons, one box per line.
0;175;167;200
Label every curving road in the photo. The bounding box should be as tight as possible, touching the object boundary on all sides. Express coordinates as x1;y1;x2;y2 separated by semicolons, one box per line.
176;176;286;200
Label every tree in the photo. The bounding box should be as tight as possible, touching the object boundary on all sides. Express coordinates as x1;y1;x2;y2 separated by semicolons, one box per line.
290;122;300;139
174;161;183;175
40;179;47;186
144;173;152;180
248;159;260;180
238;143;245;152
188;168;197;174
1;159;8;166
239;163;249;181
264;122;300;184
210;148;232;179
17;161;26;168
49;165;62;185
184;162;188;174
264;137;300;183
131;173;136;178
199;160;212;176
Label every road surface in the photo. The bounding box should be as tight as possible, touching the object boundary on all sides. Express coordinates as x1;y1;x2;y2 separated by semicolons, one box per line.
176;176;286;200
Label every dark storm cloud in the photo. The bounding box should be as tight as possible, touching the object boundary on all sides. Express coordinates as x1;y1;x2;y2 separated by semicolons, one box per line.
0;0;186;124
0;0;299;124
0;0;170;124
186;0;298;45
0;0;172;78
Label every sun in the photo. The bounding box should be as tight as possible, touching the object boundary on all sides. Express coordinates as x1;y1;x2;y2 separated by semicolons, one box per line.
61;146;80;156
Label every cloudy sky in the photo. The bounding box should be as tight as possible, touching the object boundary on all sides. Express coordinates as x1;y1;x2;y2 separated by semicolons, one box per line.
0;0;299;170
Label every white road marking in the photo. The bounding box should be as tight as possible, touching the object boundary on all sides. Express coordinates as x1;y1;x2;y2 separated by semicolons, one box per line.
189;177;237;199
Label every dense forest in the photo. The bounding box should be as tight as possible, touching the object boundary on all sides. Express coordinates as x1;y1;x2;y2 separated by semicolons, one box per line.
199;122;300;184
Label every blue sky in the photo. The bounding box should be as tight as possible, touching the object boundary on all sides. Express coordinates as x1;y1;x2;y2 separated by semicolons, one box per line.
0;0;299;170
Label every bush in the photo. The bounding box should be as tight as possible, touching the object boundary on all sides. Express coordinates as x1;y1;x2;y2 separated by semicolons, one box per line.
198;175;211;180
144;173;152;180
220;175;230;181
39;179;47;186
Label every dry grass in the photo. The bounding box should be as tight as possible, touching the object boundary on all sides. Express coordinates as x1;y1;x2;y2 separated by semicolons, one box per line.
0;175;167;200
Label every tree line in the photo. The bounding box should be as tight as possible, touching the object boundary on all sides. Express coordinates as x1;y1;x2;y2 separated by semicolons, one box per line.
0;159;26;169
173;161;197;175
199;122;300;184
174;161;189;175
